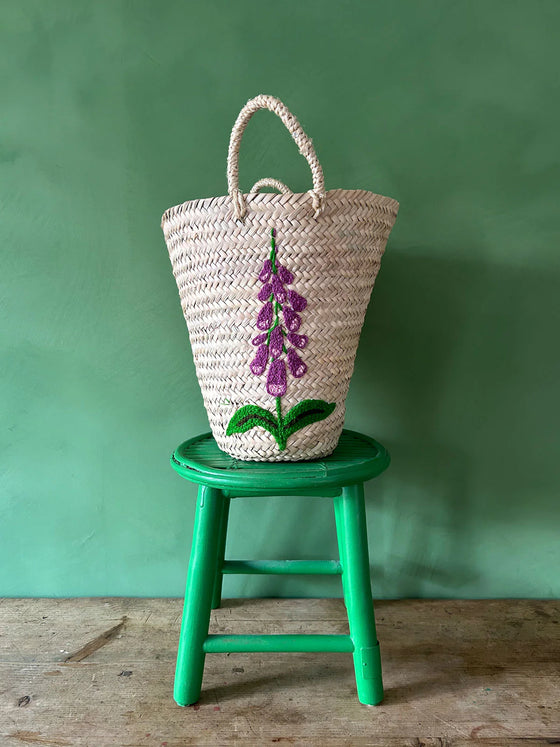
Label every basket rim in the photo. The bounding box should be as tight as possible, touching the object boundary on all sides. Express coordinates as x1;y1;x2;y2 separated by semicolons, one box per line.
161;188;399;227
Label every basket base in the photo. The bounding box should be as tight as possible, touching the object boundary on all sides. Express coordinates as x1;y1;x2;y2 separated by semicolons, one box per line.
215;434;341;463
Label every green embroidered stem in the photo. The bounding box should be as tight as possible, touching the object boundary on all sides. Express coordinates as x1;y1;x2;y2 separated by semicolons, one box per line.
266;230;280;345
276;396;285;449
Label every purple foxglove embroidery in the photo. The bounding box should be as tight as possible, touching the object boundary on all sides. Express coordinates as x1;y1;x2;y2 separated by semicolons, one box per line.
267;358;287;397
287;289;307;312
277;264;294;285
250;344;268;376
252;332;268;346
258;282;272;302
287;332;308;349
269;324;283;359
226;228;335;451
256;301;274;330
287;347;307;378
271;274;287;304
259;259;272;283
283;307;301;332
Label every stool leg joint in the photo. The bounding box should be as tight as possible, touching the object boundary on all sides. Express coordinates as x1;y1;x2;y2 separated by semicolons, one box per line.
360;642;381;680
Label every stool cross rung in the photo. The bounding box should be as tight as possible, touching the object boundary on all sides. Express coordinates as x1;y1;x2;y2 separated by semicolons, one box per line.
222;559;342;575
203;634;354;654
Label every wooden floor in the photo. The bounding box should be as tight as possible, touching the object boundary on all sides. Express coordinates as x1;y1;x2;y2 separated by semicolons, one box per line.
1;599;559;746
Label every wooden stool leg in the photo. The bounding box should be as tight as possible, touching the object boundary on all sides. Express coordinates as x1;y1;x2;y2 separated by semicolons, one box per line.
333;496;347;607
211;495;230;609
174;485;223;706
335;484;383;705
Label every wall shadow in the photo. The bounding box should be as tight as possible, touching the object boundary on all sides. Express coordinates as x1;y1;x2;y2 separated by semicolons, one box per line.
225;249;559;599
351;247;560;597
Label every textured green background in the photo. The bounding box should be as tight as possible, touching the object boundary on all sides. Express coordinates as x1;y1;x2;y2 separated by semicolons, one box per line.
2;1;559;597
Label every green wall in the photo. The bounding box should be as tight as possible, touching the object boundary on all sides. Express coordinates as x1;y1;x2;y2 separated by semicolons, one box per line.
2;1;559;598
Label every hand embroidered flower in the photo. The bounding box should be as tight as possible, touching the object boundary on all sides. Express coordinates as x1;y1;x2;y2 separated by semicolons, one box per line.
267;358;287;397
226;228;335;451
256;301;273;330
250;344;268;376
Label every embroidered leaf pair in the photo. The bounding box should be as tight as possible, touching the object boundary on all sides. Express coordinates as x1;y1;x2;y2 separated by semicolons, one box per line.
226;399;336;452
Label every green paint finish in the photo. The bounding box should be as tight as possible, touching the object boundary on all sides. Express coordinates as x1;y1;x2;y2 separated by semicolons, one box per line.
222;560;343;576
203;635;354;654
172;433;385;704
1;1;560;597
174;486;223;706
210;494;230;610
335;484;384;704
360;645;382;683
171;430;390;493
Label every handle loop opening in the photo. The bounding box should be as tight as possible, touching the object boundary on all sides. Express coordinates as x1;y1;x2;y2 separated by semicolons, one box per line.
227;95;325;221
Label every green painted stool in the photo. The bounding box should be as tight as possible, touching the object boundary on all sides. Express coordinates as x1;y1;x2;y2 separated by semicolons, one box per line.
170;429;390;706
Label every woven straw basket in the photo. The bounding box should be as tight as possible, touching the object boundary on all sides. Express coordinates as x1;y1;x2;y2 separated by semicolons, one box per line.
161;95;399;461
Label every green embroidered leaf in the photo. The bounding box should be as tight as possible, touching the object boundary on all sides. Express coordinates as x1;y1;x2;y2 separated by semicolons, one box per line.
226;405;279;440
282;399;336;441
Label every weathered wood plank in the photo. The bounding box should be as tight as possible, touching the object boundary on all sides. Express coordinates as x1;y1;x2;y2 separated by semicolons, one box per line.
0;599;558;746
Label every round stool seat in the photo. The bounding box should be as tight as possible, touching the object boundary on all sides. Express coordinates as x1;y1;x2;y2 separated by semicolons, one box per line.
171;429;390;494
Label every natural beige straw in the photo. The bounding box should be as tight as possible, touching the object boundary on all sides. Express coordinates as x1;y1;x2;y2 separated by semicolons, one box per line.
162;95;399;461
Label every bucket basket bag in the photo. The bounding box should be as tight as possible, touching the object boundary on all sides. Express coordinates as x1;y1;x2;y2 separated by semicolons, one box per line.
161;95;399;461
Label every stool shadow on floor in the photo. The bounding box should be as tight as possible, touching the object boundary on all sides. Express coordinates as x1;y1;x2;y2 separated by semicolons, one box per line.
196;599;559;712
377;599;560;707
199;656;352;706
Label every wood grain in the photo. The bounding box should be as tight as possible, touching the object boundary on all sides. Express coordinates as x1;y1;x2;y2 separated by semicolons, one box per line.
64;618;127;663
0;599;559;746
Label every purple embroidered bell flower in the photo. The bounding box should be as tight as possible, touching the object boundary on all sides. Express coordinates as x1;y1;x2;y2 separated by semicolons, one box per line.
277;264;294;285
257;301;274;330
249;231;310;398
266;358;287;396
258;282;272;302
250;344;269;376
283;307;301;332
259;259;272;283
269;325;283;359
287;347;307;378
252;332;268;346
271;275;287;304
287;289;307;312
287;332;308;349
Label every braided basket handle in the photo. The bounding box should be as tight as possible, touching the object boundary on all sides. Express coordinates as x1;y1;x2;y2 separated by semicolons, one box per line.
250;178;291;194
227;95;326;220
